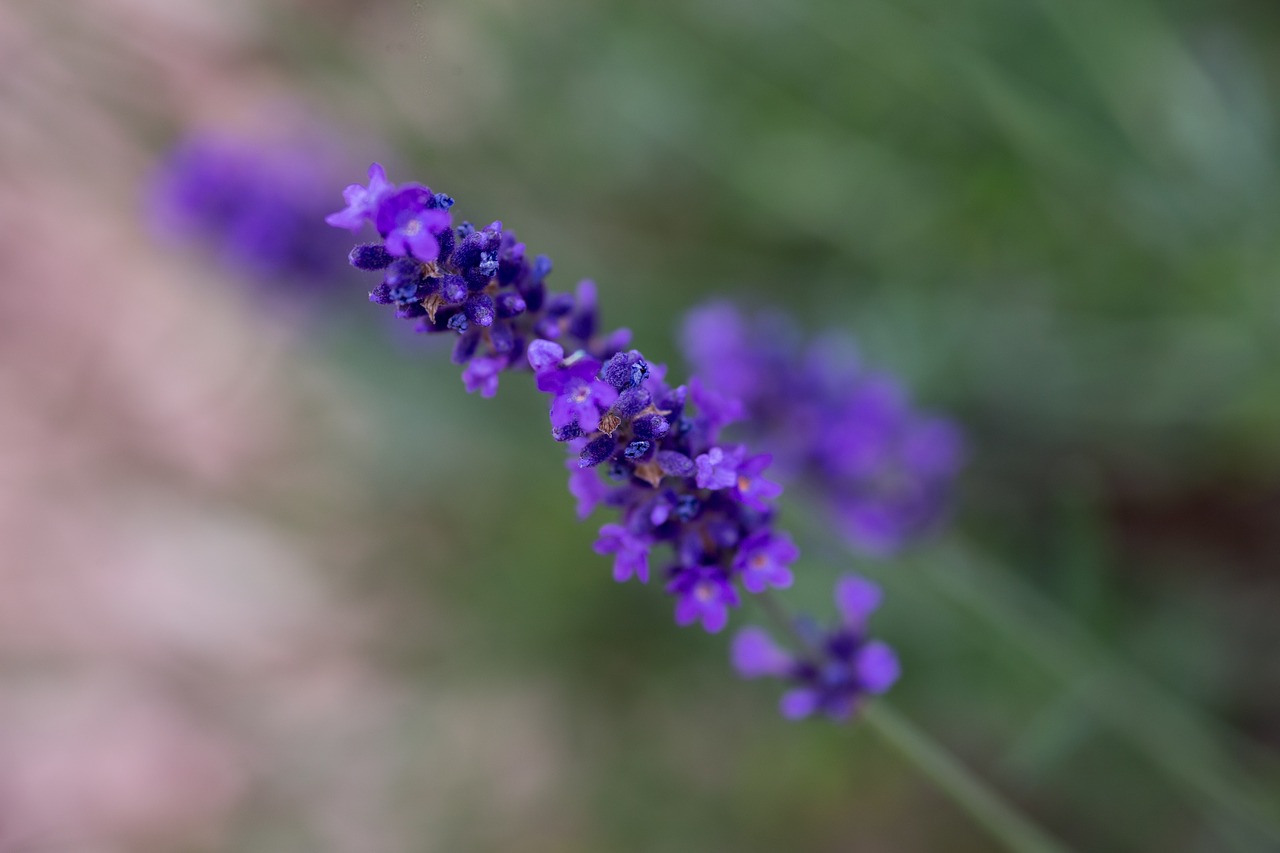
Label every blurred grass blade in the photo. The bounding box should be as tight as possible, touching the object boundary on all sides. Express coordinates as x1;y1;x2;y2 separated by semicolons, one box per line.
930;542;1280;846
865;702;1073;853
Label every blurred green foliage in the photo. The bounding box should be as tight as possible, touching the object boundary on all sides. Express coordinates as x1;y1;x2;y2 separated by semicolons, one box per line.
295;0;1280;849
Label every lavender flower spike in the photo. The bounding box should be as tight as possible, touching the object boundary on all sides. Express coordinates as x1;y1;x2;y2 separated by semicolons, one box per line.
681;301;964;556
332;166;898;716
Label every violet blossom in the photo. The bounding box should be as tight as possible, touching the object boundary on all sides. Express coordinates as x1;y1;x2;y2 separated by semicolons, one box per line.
732;575;900;721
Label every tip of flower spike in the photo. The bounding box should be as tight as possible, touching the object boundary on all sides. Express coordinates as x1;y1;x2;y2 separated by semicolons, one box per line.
327;162;393;231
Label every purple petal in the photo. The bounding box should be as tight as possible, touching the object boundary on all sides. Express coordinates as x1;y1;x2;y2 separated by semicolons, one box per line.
549;393;580;430
592;524;623;554
567;461;609;520
740;564;793;594
674;597;700;627
701;604;729;634
856;641;900;694
835;575;882;627
694;447;739;490
325;163;394;231
731;627;791;678
780;688;820;720
461;357;502;398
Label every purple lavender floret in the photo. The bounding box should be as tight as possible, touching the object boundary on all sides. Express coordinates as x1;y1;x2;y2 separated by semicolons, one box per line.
332;165;810;638
375;185;452;260
695;446;743;490
667;565;740;633
593;524;652;584
731;575;899;721
327;163;394;231
732;530;799;593
682;301;964;556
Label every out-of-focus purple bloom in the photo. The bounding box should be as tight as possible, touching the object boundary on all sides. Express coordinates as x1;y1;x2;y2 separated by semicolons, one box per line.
681;301;964;555
681;302;758;401
689;377;746;430
149;132;356;292
668;566;740;633
732;574;898;722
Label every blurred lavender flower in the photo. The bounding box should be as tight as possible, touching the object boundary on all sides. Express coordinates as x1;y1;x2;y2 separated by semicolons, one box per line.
732;575;899;721
330;166;808;638
682;301;964;556
149;132;355;293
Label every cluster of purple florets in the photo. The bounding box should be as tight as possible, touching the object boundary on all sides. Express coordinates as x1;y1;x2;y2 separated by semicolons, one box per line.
328;164;899;719
682;302;964;557
733;575;900;720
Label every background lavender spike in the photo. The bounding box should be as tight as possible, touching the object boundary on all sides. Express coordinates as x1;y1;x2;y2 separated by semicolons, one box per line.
149;132;356;295
681;301;965;556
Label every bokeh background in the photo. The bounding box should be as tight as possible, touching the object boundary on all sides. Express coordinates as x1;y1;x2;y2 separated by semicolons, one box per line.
3;0;1279;850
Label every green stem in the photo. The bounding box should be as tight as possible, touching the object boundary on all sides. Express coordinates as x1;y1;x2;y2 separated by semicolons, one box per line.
863;702;1072;853
754;593;1072;853
926;542;1280;846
